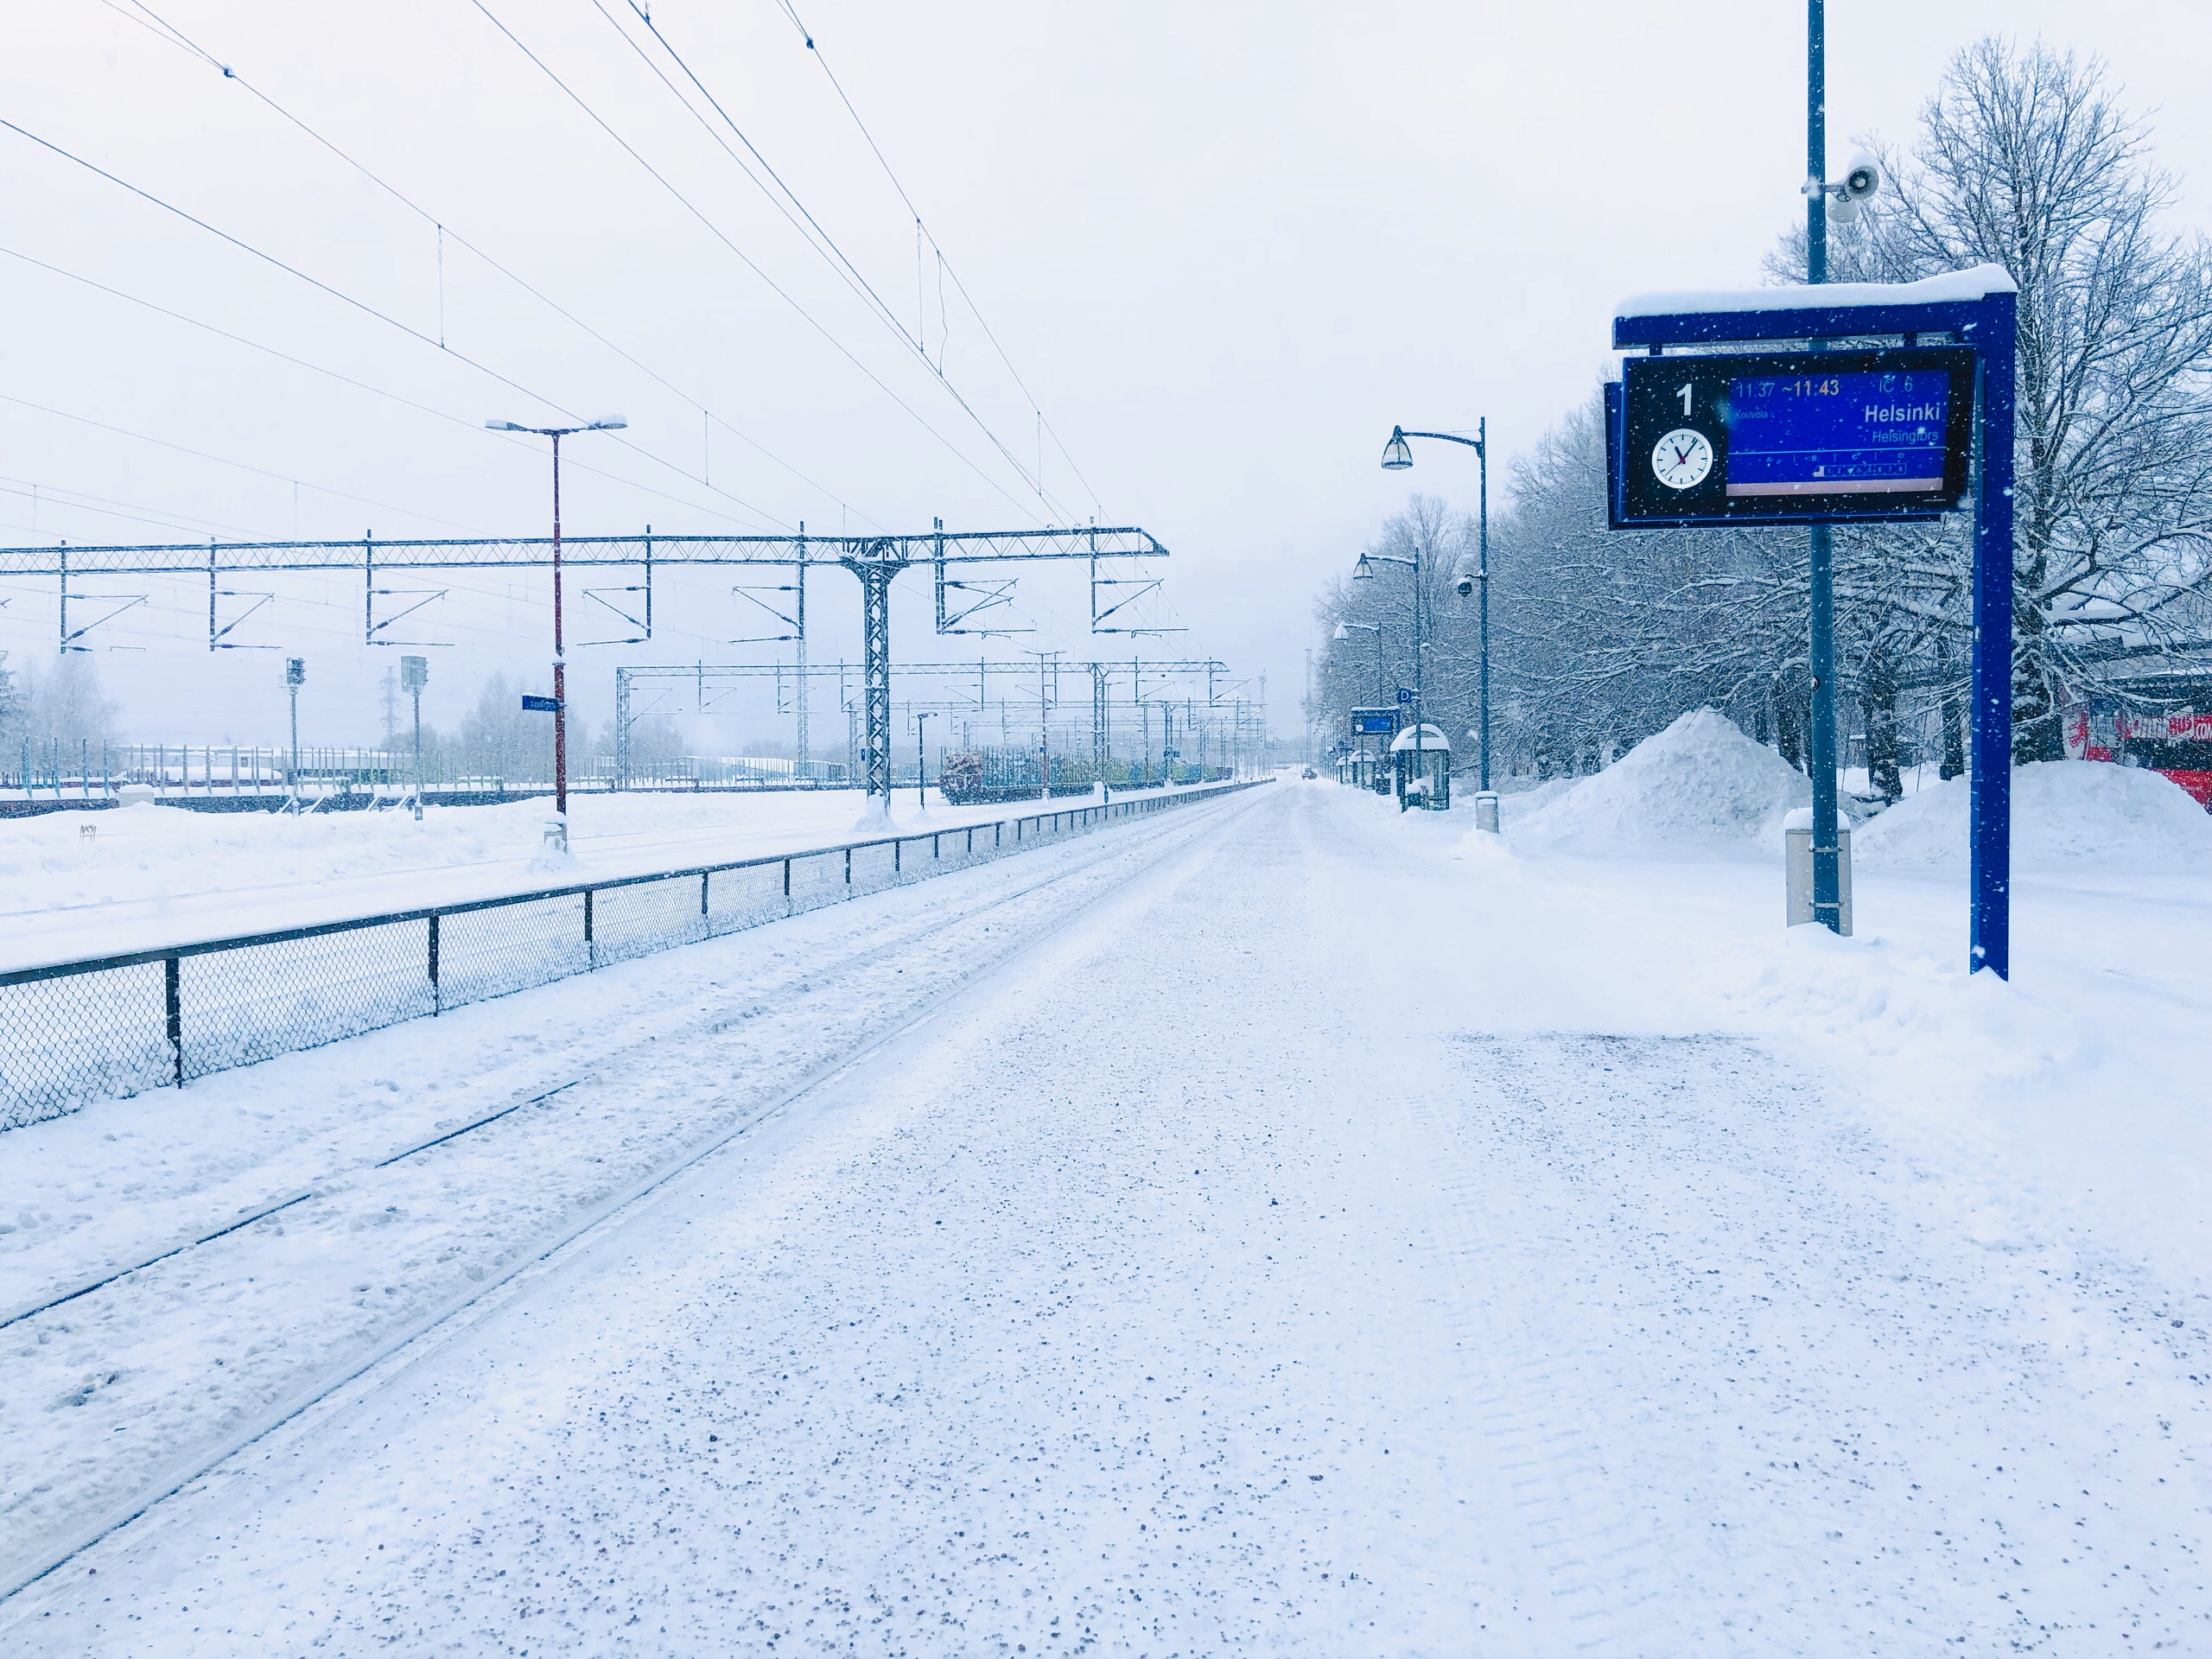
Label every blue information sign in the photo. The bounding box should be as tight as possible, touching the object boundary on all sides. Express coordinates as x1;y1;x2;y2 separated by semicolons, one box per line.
1351;709;1397;735
1609;346;1976;527
520;694;560;713
1726;367;1953;497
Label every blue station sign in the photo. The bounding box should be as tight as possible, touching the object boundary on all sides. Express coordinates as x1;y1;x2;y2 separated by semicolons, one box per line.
1608;345;1976;528
1350;709;1398;735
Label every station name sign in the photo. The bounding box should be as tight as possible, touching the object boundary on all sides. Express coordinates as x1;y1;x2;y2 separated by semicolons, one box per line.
1606;346;1976;528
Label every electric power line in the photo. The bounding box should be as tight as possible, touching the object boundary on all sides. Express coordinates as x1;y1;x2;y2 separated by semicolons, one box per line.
0;244;774;534
600;0;1090;524
463;0;1054;526
772;0;1109;518
0;115;790;535
0;391;483;533
103;0;879;533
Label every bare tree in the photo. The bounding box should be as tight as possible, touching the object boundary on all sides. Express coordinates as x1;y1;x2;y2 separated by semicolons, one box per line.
1892;38;2212;758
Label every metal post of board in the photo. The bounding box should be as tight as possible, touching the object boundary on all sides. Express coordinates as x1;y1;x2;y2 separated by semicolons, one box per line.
1971;288;2017;976
1477;416;1491;792
1803;0;1843;933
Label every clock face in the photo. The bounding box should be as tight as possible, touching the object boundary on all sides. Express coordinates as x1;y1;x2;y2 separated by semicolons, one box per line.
1651;428;1714;491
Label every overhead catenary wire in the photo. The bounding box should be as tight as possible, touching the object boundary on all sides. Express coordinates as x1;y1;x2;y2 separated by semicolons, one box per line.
0;114;792;535
0;391;482;534
596;0;1087;524
97;0;871;532
462;0;1052;526
772;0;1108;519
100;0;879;533
0;245;776;536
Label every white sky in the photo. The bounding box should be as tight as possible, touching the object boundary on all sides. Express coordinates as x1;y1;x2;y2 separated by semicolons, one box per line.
3;0;2208;748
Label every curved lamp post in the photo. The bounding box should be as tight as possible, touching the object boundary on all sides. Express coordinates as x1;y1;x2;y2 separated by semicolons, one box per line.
486;415;626;822
1380;421;1490;791
1351;544;1425;807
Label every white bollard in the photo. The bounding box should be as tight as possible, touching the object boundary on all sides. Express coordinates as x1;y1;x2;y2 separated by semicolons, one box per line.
1473;791;1500;834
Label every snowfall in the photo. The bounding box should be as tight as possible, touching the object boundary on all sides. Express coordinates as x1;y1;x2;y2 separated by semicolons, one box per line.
3;712;2211;1656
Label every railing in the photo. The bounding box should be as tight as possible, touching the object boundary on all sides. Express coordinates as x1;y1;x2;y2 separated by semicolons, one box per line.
0;780;1268;1131
1;742;854;804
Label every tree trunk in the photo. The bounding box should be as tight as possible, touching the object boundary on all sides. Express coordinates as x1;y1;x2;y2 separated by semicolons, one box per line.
1773;673;1805;772
1936;632;1967;781
1861;650;1903;803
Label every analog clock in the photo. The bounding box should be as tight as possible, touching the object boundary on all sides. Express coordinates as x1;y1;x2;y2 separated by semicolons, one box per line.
1650;428;1714;491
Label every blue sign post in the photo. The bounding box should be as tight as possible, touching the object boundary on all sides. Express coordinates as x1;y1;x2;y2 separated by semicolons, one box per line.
1608;266;2018;976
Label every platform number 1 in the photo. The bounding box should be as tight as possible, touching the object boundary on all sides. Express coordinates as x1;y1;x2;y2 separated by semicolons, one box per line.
1677;383;1694;417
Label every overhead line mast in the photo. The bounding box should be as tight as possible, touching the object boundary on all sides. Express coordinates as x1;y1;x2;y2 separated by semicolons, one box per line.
0;525;1177;810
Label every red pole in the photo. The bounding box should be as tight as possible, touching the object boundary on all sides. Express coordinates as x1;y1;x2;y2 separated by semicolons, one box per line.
551;430;567;817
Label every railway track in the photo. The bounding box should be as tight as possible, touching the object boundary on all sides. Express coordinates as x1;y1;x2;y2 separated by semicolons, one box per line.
0;780;1271;1602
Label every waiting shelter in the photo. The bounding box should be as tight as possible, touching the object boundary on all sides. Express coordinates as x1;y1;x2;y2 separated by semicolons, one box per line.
1389;723;1451;811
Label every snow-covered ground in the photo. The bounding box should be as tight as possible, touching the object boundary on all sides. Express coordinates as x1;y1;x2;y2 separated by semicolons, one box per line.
0;785;1176;970
3;739;2210;1653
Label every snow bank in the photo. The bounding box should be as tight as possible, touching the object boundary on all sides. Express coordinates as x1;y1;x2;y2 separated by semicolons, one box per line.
1857;760;2212;872
1515;709;1808;855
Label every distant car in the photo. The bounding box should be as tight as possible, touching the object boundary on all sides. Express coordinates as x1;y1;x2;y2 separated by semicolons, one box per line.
1301;766;1318;779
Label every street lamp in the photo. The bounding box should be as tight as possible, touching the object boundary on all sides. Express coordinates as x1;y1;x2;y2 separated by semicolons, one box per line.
1351;547;1425;807
1380;421;1491;793
486;415;626;823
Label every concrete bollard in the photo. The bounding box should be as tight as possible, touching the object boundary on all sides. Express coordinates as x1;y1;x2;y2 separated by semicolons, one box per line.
1473;791;1500;834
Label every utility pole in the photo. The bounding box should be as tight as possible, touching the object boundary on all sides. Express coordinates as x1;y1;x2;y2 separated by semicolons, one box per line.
794;524;810;776
915;711;933;813
285;657;304;800
484;415;627;827
402;653;428;820
1090;662;1110;796
379;665;400;747
1804;0;1844;933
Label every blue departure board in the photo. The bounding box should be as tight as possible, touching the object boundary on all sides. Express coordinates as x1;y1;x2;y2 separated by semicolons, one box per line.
1724;369;1953;498
1609;346;1976;527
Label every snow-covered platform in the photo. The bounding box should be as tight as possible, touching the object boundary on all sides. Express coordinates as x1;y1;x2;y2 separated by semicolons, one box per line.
4;778;2209;1653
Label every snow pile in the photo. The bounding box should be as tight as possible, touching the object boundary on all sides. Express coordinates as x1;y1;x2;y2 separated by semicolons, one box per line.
1857;760;2212;872
1515;709;1809;855
1495;777;1575;831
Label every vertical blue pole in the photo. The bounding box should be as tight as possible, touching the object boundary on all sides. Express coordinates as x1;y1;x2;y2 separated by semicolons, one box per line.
1970;289;2016;976
1804;0;1842;931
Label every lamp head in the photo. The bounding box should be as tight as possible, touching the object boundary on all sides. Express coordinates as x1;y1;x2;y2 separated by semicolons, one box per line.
1353;554;1376;581
1380;427;1414;471
588;415;628;431
1332;621;1351;641
485;419;528;432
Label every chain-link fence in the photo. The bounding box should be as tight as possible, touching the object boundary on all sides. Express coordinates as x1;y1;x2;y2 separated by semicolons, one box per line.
0;781;1267;1131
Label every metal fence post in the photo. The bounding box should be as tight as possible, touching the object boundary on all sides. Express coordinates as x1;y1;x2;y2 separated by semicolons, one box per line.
429;913;442;1014
165;956;182;1087
584;888;595;968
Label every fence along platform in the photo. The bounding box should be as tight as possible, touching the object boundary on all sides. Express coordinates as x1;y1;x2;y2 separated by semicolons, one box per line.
0;781;1266;1131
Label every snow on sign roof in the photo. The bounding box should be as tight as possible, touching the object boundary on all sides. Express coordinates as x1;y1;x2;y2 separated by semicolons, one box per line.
1615;263;2016;321
1389;722;1451;753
